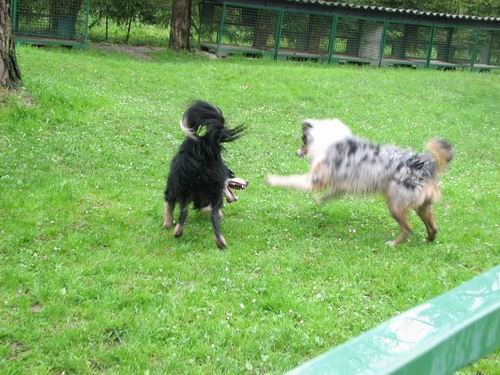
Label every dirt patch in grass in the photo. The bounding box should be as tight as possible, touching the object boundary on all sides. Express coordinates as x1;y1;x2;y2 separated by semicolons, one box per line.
0;87;34;106
30;303;43;313
93;44;165;61
9;341;28;360
22;93;34;106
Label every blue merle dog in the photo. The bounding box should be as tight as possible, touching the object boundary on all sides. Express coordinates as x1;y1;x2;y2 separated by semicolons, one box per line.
266;119;453;246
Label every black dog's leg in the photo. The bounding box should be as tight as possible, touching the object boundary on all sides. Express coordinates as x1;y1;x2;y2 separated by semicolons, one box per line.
210;200;226;249
173;201;188;238
163;200;175;228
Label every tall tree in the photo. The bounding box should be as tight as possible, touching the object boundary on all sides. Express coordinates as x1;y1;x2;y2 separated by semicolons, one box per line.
0;0;21;89
169;0;191;50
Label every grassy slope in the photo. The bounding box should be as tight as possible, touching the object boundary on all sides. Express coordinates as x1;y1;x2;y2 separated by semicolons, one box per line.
0;46;499;374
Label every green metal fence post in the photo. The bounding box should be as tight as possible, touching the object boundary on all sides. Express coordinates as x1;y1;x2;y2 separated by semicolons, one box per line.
83;0;90;48
197;0;202;48
470;29;480;70
327;15;338;64
216;3;226;57
426;24;436;68
273;9;284;60
12;0;17;34
378;20;388;67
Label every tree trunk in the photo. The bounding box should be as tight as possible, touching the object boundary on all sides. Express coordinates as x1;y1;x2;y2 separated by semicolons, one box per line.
0;0;21;89
169;0;191;51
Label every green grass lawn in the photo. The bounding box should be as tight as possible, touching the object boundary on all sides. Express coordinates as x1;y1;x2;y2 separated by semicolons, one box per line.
89;20;169;46
1;46;499;374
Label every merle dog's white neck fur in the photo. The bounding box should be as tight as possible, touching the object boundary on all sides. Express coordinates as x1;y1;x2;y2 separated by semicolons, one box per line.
305;119;352;162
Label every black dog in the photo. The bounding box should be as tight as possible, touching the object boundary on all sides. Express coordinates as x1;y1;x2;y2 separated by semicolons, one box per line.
163;101;245;249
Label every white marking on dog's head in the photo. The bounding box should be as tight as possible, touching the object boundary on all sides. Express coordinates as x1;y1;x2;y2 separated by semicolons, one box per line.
301;119;352;161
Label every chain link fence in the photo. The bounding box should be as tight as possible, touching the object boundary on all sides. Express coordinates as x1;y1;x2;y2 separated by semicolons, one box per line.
12;0;499;69
13;0;89;47
200;2;500;70
278;11;333;60
334;18;385;64
476;29;500;67
199;0;221;46
224;6;279;53
431;26;476;66
383;23;432;66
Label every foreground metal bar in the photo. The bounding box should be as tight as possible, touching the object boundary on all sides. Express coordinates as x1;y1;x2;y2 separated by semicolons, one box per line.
327;15;338;64
426;24;436;68
470;29;480;69
274;9;285;60
84;0;90;47
287;266;500;375
378;20;388;67
216;3;226;57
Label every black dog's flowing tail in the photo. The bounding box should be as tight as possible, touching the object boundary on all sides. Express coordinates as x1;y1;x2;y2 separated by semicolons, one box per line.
180;101;244;142
219;124;245;143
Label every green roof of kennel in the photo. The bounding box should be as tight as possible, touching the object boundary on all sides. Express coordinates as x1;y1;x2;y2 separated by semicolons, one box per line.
278;0;500;26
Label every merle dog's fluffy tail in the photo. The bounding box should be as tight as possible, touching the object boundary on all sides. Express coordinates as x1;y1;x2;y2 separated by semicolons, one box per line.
426;139;453;173
180;101;244;142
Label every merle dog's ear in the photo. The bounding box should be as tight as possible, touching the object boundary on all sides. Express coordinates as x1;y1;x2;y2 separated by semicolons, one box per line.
302;120;313;129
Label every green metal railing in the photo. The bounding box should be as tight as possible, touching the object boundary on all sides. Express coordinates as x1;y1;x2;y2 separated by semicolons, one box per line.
287;266;500;375
327;15;338;64
378;20;388;67
200;2;500;70
426;25;436;67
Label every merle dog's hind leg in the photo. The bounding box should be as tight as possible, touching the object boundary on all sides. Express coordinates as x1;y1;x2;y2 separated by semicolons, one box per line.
416;204;437;242
163;201;175;229
386;204;412;246
173;201;188;238
210;199;226;249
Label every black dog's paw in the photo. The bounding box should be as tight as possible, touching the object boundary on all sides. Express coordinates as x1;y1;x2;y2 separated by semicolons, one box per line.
173;224;184;238
215;235;227;249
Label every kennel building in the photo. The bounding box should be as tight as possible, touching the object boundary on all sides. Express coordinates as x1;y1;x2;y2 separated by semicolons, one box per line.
12;0;90;48
199;0;500;70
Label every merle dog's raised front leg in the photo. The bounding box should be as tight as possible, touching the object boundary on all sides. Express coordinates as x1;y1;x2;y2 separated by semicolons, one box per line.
173;201;188;238
266;164;330;192
265;174;313;191
210;200;226;249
